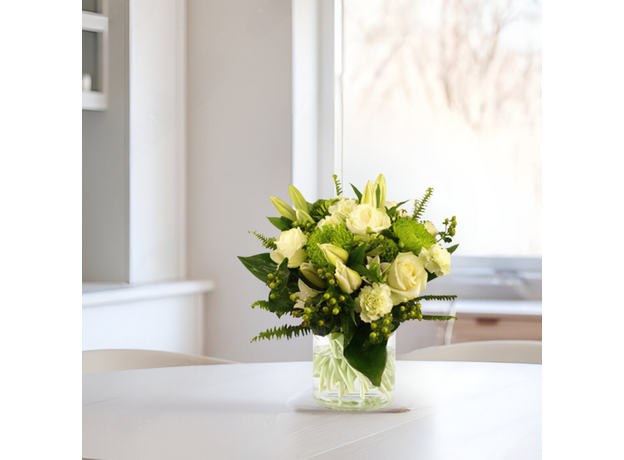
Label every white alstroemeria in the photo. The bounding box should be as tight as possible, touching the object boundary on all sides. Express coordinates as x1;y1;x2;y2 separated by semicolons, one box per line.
346;204;391;235
366;255;391;279
355;283;393;323
293;278;321;309
386;252;428;306
334;259;362;294
327;198;358;221
270;227;307;268
419;244;451;277
318;243;349;266
424;221;439;237
318;214;343;228
384;200;408;217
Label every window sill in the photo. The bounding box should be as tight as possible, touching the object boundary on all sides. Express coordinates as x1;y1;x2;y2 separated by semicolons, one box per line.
82;280;215;308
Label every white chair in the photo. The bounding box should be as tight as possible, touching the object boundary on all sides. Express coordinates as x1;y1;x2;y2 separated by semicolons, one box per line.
397;340;542;364
82;349;237;374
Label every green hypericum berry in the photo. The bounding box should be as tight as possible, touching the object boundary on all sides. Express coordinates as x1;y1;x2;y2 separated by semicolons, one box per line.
267;274;274;279
332;308;340;315
383;318;390;326
339;296;345;302
370;323;377;330
329;298;337;305
290;294;297;301
323;293;331;300
269;283;276;289
369;332;377;340
318;320;324;326
381;327;388;334
304;307;311;314
400;306;406;312
302;314;308;321
323;307;329;314
328;279;336;285
270;294;276;300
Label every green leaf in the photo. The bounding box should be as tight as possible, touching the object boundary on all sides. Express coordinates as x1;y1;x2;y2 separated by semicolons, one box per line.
375;184;381;208
267;216;293;231
385;200;409;218
238;253;277;282
340;314;355;348
348;243;367;266
343;327;387;387
350;263;382;283
447;244;459;254
422;315;457;321
350;184;363;203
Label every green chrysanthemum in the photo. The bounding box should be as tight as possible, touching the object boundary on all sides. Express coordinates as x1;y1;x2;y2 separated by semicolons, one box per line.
392;218;437;256
307;223;354;268
365;237;400;263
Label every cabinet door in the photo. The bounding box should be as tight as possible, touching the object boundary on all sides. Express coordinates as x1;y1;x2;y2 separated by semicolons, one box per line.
452;314;542;343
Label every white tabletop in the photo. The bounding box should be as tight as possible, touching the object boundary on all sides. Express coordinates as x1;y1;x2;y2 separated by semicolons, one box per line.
83;361;541;459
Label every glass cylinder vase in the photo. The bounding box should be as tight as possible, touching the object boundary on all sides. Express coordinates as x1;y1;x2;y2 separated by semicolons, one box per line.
312;332;395;411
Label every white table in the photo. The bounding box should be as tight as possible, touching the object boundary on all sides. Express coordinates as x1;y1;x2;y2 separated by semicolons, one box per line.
83;361;541;459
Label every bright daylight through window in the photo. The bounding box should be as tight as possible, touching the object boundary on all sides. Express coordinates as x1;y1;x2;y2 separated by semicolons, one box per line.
340;0;541;262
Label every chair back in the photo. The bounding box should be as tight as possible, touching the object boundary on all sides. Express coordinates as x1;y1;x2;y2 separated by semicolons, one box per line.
83;349;236;374
397;340;542;364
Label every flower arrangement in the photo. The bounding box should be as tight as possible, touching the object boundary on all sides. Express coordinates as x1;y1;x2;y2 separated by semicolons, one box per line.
239;174;458;392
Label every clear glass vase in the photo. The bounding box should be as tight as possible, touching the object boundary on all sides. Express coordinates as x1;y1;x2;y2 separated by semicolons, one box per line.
312;332;396;411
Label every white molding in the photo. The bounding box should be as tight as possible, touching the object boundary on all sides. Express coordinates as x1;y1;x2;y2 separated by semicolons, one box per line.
422;300;542;317
82;11;109;33
82;280;215;307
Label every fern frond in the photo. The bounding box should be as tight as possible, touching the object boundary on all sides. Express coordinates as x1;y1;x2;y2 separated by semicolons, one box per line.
251;300;272;312
413;187;433;220
421;315;457;321
415;295;458;302
251;325;311;343
249;231;277;250
332;174;343;196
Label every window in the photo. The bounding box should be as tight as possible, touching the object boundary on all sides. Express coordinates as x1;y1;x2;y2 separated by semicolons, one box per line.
293;0;541;301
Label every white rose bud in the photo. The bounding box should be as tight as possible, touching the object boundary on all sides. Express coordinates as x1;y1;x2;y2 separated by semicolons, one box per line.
346;204;391;235
354;283;393;323
424;221;439;237
386;252;428;305
270;227;308;268
318;243;349;266
419;244;451;277
334;259;362;294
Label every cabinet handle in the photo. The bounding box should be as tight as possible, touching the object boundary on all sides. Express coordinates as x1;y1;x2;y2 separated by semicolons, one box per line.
476;318;500;326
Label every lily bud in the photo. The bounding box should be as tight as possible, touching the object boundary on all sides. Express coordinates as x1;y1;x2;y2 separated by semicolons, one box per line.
318;243;349;266
288;185;309;213
270;197;297;221
334;259;362;294
374;174;386;209
296;208;314;224
361;180;375;206
299;262;327;289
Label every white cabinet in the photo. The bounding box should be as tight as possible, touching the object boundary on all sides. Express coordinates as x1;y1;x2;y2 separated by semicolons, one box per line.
82;3;108;110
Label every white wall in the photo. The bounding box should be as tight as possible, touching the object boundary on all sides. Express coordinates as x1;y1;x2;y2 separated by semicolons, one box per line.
187;0;309;362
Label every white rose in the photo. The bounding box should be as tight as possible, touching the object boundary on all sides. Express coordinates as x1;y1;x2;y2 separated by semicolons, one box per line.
419;244;451;277
270;228;307;268
346;204;391;235
355;283;393;323
386;252;428;305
